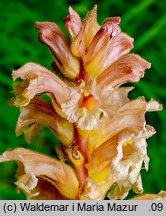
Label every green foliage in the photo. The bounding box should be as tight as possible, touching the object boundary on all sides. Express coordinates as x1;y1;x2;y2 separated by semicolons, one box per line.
0;0;165;199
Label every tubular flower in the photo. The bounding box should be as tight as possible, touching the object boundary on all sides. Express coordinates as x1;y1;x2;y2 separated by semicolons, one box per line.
0;5;165;200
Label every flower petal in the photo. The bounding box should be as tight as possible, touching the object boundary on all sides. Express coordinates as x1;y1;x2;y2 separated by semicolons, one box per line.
0;148;79;199
107;174;143;199
90;137;117;170
80;178;103;200
98;86;133;117
82;5;100;48
132;191;166;200
85;17;121;63
61;86;102;130
107;153;144;199
16;97;74;146
35;22;80;79
13;63;70;105
94;98;148;147
30;178;67;200
64;6;82;40
107;181;133;200
85;33;134;79
71;5;100;58
107;124;156;199
147;99;163;111
97;54;151;87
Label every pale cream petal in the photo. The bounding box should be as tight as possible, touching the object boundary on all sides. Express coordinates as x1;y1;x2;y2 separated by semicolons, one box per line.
77;108;102;130
111;128;150;179
147;99;163;111
61;88;81;123
13;63;70;105
0;148;79;199
16;97;74;146
132;191;166;200
97;54;151;87
106;125;155;199
64;6;82;40
132;125;156;171
132;174;143;194
80;178;103;200
111;132;133;169
108;175;143;200
137;125;156;139
107;153;144;199
107;181;132;200
35;22;80;79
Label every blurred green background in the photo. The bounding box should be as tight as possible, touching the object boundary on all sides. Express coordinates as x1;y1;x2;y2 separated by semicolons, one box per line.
0;0;166;199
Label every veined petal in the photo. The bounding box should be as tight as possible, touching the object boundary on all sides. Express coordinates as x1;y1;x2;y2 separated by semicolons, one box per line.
13;63;70;105
64;6;81;40
16;97;74;146
85;17;121;63
132;191;166;200
82;5;100;48
93;98;161;148
89;137;117;170
98;86;133;117
97;54;151;87
85;33;134;79
71;5;100;58
35;22;80;79
94;98;147;148
101;33;134;70
0;148;79;199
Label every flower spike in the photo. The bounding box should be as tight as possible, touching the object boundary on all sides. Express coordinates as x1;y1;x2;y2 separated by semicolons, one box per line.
0;5;165;200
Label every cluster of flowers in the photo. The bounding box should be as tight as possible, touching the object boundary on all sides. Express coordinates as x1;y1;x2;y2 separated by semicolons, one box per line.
0;6;165;200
